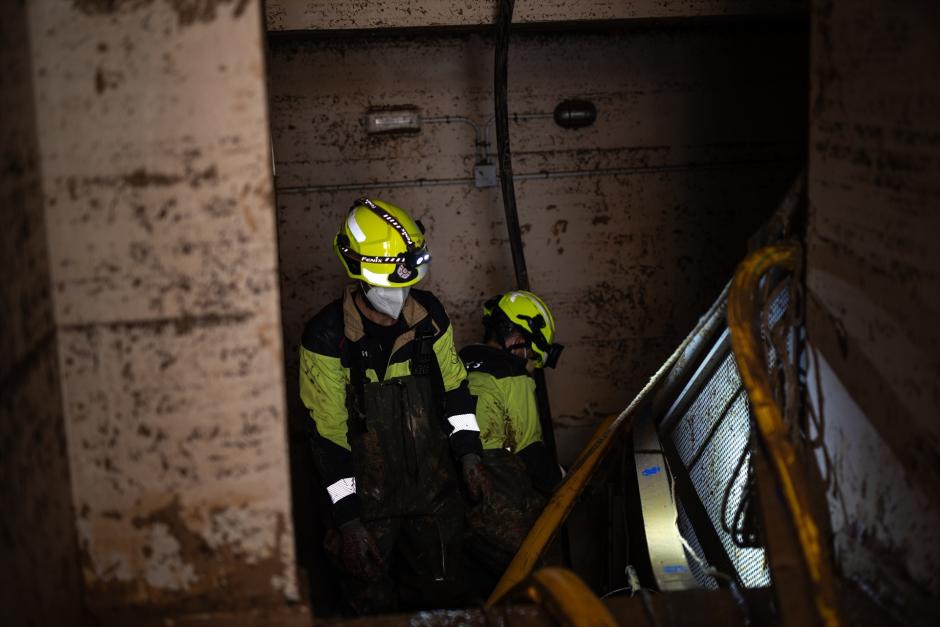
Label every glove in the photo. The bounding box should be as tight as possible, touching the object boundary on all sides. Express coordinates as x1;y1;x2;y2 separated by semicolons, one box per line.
461;453;493;503
339;518;384;580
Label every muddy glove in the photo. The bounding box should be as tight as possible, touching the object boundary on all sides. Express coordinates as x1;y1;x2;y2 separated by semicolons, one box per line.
461;453;493;503
340;518;384;580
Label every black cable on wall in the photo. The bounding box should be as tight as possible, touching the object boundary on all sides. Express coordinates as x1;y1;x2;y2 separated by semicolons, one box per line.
493;0;562;474
494;0;529;291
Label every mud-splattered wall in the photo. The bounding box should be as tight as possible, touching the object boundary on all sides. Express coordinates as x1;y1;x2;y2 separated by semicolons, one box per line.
0;3;85;626
266;0;807;31
16;0;301;620
269;21;807;462
806;1;940;624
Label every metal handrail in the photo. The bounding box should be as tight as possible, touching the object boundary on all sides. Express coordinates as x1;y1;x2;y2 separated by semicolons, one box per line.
727;243;842;627
486;283;731;606
507;567;619;627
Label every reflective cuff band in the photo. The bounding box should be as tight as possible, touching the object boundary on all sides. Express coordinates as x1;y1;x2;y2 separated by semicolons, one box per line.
326;477;357;504
447;413;480;434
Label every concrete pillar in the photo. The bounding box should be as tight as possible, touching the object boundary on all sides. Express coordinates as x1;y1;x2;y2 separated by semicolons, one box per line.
807;1;940;623
1;2;85;625
14;1;303;621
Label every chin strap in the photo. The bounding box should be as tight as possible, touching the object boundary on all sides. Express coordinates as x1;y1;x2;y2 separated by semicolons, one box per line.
503;339;563;369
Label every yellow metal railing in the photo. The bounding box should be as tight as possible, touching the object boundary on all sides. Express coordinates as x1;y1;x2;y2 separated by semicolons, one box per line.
486;412;621;605
727;243;842;627
508;567;619;627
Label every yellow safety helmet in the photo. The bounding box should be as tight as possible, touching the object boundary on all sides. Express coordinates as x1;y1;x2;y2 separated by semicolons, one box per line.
333;197;431;287
483;290;563;368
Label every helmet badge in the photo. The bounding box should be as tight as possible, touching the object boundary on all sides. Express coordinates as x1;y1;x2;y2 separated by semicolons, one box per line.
396;264;414;280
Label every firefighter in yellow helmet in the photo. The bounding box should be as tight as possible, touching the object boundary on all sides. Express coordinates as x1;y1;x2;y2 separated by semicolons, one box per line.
459;290;564;596
299;198;490;614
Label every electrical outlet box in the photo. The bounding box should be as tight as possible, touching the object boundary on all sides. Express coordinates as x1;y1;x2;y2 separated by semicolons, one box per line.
474;163;498;188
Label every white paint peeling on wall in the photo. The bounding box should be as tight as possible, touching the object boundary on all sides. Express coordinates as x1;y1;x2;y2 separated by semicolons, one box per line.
144;523;199;591
203;506;277;564
275;522;301;601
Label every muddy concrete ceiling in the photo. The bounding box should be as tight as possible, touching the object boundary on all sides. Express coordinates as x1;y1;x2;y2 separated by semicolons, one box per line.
266;0;807;31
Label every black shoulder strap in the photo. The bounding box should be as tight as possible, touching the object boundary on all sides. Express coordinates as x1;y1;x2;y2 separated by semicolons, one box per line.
409;318;446;415
344;337;369;435
409;318;437;377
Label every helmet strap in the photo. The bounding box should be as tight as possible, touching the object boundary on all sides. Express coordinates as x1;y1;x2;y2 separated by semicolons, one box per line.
502;335;531;362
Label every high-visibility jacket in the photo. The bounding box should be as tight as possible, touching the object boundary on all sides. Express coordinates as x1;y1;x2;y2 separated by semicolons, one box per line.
459;343;560;495
301;285;481;525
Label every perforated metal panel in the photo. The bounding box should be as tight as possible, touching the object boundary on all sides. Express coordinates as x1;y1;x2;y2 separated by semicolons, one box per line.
672;352;742;467
650;281;797;590
689;402;770;588
677;499;719;590
667;350;772;588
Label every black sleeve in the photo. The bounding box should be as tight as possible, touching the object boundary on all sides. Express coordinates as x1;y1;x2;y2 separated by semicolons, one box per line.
308;428;361;526
301;300;360;525
412;290;484;459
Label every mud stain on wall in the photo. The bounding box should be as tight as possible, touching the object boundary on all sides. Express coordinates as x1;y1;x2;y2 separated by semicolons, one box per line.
75;0;251;28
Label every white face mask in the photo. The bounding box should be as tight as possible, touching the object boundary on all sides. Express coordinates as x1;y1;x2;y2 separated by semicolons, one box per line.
364;285;410;319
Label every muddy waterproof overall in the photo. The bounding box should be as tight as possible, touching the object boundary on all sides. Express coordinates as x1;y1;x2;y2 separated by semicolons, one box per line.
465;449;545;578
300;287;482;614
458;344;561;596
341;335;464;612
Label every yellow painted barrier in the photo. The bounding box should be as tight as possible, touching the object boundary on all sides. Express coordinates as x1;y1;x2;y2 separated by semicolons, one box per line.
513;568;619;627
486;410;626;606
727;243;842;627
